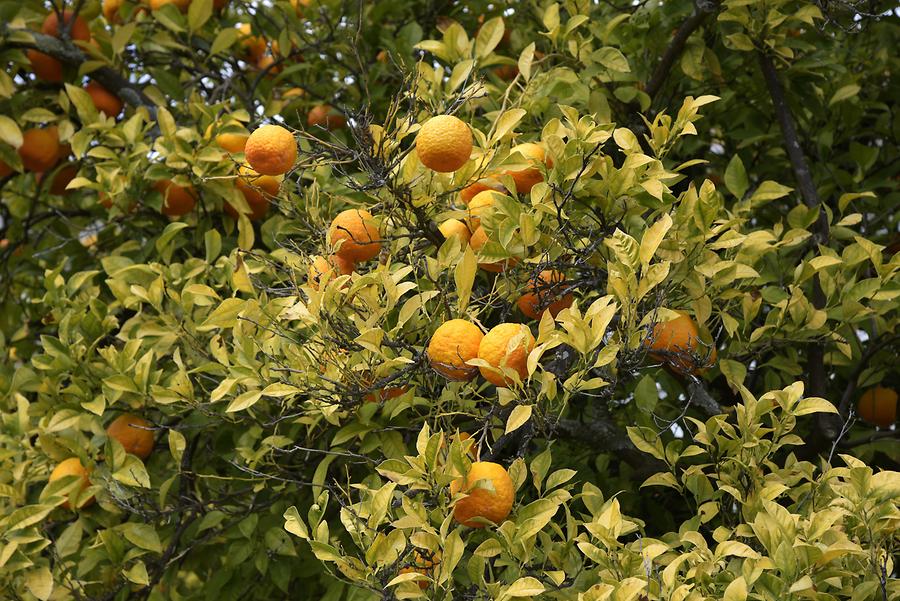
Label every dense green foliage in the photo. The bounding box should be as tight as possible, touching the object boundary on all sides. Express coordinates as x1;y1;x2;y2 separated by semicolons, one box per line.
0;0;898;599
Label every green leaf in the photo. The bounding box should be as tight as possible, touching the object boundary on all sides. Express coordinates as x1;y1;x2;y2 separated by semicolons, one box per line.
122;523;163;553
197;298;245;331
475;17;504;59
633;375;658;412
210;25;240;56
724;154;748;199
502;576;545;598
723;576;747;601
455;245;477;313
0;115;23;148
187;0;212;31
25;567;53;601
226;389;263;413
155;222;190;255
639;213;672;265
505;404;532;435
283;506;309;539
829;84;860;106
593;47;630;72
751;180;793;204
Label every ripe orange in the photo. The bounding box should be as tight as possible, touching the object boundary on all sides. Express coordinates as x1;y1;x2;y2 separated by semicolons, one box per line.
328;209;381;262
504;143;550;194
399;550;441;589
102;0;123;22
228;166;281;221
493;64;519;81
364;385;409;404
438;218;471;243
460;179;503;205
307;254;355;289
27;50;63;82
215;130;250;154
19;127;61;173
238;24;266;61
644;311;715;375
282;87;306;100
416;115;472;173
49;457;93;509
256;53;282;74
450;461;514;528
857;387;897;428
469;226;516;273
42;10;92;42
245;124;296;176
427;319;484;381
477;323;535;387
517;270;573;320
289;0;310;15
49;163;78;195
148;0;191;12
466;189;504;229
106;413;155;459
307;104;346;130
154;179;196;217
85;82;123;118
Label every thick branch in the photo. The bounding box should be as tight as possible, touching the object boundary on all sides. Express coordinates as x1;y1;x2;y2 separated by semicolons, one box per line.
555;418;666;478
2;27;158;119
644;1;720;101
758;50;838;443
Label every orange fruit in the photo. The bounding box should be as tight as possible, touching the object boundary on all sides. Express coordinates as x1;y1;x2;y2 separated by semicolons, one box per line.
399;550;441;589
0;161;13;177
857;387;897;428
27;50;63;82
154;179;196;217
102;0;123;22
328;209;381;262
148;0;191;12
516;270;573;320
469;226;516;273
644;311;715;375
460;179;503;205
450;461;514;528
477;323;534;387
427;319;483;381
42;10;92;42
289;0;310;15
256;53;281;74
504;143;550;194
282;87;305;99
364;385;409;404
238;24;267;61
49;457;93;509
307;104;346;130
493;64;518;81
228;166;281;221
307;254;355;289
85;82;123;118
466;189;504;229
213;0;227;8
245;124;296;176
438;218;471;243
416;115;472;173
215;130;250;154
49;164;78;195
106;413;155;459
19;127;61;173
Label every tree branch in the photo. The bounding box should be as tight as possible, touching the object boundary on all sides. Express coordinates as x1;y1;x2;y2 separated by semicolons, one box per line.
555;418;666;478
758;49;836;444
2;26;158;119
644;1;721;101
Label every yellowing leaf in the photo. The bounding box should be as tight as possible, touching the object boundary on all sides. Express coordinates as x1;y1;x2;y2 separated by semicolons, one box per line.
505;404;532;435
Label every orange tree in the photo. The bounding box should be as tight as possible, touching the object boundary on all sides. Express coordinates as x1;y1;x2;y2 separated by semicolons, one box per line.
0;0;898;599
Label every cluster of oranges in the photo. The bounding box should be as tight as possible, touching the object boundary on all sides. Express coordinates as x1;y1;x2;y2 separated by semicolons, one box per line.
47;413;154;510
